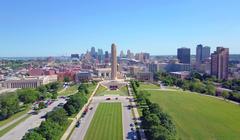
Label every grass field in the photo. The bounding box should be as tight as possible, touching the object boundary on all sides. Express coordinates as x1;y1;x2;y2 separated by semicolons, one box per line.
95;85;128;96
58;84;79;96
84;103;123;140
95;85;108;95
138;83;160;90
143;90;240;140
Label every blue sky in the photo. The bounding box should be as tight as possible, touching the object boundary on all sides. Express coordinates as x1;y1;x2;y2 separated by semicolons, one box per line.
0;0;240;57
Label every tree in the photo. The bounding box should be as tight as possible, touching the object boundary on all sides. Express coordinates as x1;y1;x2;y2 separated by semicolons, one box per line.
149;125;174;140
22;130;45;140
38;120;63;140
51;92;58;99
46;108;68;126
37;86;47;94
64;77;70;83
17;89;40;104
222;91;229;100
64;94;87;116
206;84;216;95
38;102;46;109
0;93;20;120
135;81;140;87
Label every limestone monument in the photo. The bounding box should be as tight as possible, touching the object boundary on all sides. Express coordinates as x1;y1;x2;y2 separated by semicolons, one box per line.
111;43;117;80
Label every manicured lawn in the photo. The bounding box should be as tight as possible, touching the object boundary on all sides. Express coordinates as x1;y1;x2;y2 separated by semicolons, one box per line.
58;84;79;96
95;85;128;96
138;83;160;90
96;90;128;96
119;86;128;94
84;103;123;140
95;85;108;95
144;90;240;140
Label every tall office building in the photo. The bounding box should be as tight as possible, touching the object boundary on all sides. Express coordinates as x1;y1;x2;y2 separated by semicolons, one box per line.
90;47;96;59
104;51;110;63
177;47;191;64
202;46;210;60
196;45;210;65
111;43;117;80
196;44;203;65
211;47;229;80
97;49;104;63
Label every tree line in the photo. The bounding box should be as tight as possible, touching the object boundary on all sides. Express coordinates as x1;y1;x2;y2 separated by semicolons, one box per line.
154;71;240;103
22;83;92;140
130;80;176;140
0;82;61;121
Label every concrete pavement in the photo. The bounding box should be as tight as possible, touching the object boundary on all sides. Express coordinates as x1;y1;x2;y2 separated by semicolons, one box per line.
0;98;66;140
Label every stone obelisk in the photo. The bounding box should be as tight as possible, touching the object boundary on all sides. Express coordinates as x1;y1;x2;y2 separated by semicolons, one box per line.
111;43;117;80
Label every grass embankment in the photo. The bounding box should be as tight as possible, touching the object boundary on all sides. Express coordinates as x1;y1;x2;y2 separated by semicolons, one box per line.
141;89;240;140
84;103;123;140
0;106;30;127
0;105;31;136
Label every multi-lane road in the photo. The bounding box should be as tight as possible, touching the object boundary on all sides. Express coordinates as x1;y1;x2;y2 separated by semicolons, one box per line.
0;98;66;140
70;95;137;140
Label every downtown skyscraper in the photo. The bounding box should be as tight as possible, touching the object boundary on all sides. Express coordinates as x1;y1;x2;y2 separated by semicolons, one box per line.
177;47;191;64
196;44;210;66
211;47;229;80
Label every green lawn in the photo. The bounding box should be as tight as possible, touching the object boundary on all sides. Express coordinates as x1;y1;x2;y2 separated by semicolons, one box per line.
119;86;128;94
84;103;123;140
95;85;128;96
138;83;160;90
95;85;108;95
96;90;128;96
143;90;240;140
58;84;79;96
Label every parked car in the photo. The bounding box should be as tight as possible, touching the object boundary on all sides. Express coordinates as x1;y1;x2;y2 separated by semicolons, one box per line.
106;98;111;100
58;103;65;107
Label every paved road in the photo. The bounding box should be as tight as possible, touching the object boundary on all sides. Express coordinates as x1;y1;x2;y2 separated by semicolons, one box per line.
70;95;136;140
0;98;66;140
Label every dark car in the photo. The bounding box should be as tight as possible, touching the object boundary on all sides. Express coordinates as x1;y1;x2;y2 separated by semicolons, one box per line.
130;123;134;127
76;121;80;127
106;98;111;100
58;103;65;107
115;97;118;100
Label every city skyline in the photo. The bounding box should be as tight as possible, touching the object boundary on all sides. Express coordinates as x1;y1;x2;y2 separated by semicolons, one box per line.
0;0;240;57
